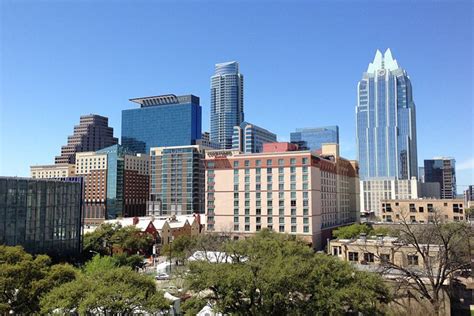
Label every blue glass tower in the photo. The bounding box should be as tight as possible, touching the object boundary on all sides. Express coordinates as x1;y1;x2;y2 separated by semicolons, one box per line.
232;121;277;153
290;126;339;152
356;49;418;180
210;61;244;149
122;94;202;154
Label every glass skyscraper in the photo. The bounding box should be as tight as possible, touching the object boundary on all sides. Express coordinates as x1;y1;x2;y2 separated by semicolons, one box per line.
290;126;339;152
210;61;244;149
122;94;202;154
356;49;418;180
424;157;456;199
232;121;277;153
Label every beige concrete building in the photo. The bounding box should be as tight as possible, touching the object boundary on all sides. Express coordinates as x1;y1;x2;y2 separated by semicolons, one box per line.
380;198;466;223
30;164;76;179
328;236;440;269
205;143;359;250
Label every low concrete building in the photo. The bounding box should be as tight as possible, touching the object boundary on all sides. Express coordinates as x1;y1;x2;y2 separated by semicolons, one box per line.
380;198;466;223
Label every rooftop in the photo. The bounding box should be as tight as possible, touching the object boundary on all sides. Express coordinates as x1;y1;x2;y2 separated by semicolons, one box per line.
129;94;199;108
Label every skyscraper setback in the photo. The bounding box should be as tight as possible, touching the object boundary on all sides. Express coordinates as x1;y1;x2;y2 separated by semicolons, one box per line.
356;49;418;180
210;61;244;149
55;115;118;164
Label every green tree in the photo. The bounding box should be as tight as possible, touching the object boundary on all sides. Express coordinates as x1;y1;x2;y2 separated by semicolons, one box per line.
162;235;197;265
185;230;390;315
83;223;154;258
181;296;207;315
332;223;374;239
0;245;77;314
40;255;170;314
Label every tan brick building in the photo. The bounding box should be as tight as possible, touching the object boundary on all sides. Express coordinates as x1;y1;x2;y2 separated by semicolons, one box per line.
204;143;359;250
328;236;440;269
30;164;76;179
380;198;466;223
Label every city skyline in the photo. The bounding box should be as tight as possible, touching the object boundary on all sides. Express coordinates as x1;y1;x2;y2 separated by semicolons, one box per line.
1;1;472;189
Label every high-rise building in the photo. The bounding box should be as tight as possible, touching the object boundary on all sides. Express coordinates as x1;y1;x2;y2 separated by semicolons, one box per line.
0;177;83;257
76;144;149;225
424;157;457;199
465;185;474;202
232;122;277;153
55;114;118;164
210;61;244;149
356;49;418;180
148;145;205;217
418;167;425;182
204;143;360;250
198;132;220;149
122;94;202;154
290;126;339;152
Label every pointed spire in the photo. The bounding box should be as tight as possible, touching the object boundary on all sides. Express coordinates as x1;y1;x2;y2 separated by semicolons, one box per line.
367;50;383;73
366;48;400;73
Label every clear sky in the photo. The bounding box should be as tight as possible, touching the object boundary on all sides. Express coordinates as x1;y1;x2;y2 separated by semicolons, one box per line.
1;0;473;190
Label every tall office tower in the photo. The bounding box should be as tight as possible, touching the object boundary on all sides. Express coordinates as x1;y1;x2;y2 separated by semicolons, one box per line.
356;49;418;180
232;122;277;153
0;177;83;257
122;94;202;154
290;126;339;152
418;167;425;182
424;157;457;199
210;61;244;149
55;114;118;164
464;185;474;202
148;145;205;216
76;144;149;224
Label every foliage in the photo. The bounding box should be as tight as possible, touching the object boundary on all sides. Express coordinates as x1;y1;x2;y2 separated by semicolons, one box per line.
162;235;197;264
181;296;207;315
40;255;170;314
83;223;154;258
112;253;146;270
185;230;390;315
0;245;77;314
332;223;374;239
333;223;397;239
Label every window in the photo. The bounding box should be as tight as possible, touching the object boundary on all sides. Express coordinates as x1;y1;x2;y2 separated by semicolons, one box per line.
245;217;250;223
233;216;239;223
278;159;284;166
256;160;261;167
279;217;285;224
279;184;284;191
268;217;273;224
245;168;250;175
233;161;239;168
348;252;359;262
256;168;261;175
267;209;273;216
267;200;273;207
267;168;272;174
409;203;416;212
279;225;285;232
410;216;416;223
245;225;250;231
303;208;308;216
427;204;434;212
303;226;309;233
291;217;296;224
407;255;419;266
290;166;296;173
256;184;261;191
363;253;374;263
234;208;239;215
244;160;250;167
234;184;239;191
291;208;296;216
419;206;424;213
303;217;309;224
291;200;296;207
245;208;250;215
302;157;308;165
380;254;390;263
278;167;284;173
291;226;296;233
302;166;308;173
256;208;261;215
290;158;296;165
279;175;284;182
256;225;261;231
267;159;273;166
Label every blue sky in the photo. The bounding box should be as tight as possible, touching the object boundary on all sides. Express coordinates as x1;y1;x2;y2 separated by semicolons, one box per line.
1;0;473;190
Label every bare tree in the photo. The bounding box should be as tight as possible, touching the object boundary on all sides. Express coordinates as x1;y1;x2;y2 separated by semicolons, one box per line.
374;207;472;315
